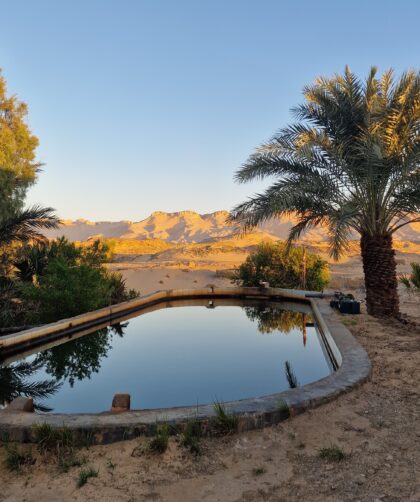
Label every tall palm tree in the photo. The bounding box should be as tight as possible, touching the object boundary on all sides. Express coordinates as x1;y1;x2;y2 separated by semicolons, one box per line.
231;67;420;318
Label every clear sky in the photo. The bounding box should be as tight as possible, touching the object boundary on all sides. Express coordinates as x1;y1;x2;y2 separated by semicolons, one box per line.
1;0;419;221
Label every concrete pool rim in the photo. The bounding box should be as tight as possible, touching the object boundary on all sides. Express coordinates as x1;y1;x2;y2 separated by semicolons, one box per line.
0;287;371;444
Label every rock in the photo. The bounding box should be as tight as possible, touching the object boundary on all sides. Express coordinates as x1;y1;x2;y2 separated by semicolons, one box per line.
6;397;34;413
111;393;131;412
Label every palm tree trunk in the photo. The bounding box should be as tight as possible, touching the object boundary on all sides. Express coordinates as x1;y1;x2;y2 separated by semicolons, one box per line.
360;233;400;317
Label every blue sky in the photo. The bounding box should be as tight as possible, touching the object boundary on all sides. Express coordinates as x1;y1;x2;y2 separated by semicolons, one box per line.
2;0;419;221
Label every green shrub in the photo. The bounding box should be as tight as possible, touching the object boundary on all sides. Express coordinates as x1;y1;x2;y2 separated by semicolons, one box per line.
212;401;238;435
148;424;170;453
19;238;138;324
400;262;420;292
233;242;329;291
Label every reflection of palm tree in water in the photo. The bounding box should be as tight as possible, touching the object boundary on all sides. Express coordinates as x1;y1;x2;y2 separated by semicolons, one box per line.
0;360;61;412
285;360;299;388
0;322;127;411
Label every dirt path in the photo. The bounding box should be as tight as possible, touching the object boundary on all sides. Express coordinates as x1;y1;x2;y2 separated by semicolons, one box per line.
0;297;419;501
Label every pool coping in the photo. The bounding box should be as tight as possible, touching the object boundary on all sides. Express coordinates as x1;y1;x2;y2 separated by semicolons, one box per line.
0;287;371;444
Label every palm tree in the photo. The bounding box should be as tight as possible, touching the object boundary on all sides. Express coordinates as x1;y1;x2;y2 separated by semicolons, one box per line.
231;67;420;318
0;205;59;245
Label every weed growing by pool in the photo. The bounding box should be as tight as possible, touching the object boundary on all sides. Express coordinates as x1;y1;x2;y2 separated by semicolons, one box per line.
181;420;202;456
33;423;74;454
4;443;33;472
212;401;238;435
58;453;86;473
77;466;98;488
318;445;346;462
148;424;170;453
276;399;291;418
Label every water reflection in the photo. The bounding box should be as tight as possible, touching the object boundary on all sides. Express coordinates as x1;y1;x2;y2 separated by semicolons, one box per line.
0;323;127;409
33;323;127;387
0;360;61;412
285;360;299;388
243;304;311;343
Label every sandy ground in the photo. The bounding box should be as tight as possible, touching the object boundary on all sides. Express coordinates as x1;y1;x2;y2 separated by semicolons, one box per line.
0;275;419;501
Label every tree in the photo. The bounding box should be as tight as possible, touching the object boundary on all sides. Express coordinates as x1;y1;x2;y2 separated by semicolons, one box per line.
0;70;41;220
231;67;420;317
234;241;329;292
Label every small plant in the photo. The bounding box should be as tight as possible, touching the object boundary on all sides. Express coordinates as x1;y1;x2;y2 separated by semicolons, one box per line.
106;459;116;470
58;453;85;473
276;399;291;418
252;466;266;476
399;263;420;292
77;466;98;488
4;444;33;472
148;424;170;453
33;423;74;454
181;420;202;456
318;445;346;462
212;401;238;435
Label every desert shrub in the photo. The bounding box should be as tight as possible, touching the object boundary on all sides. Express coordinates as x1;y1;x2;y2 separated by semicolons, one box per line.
400;262;420;292
233;242;329;291
18;238;138;324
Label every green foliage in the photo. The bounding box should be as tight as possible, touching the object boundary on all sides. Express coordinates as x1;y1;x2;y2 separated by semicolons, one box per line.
33;423;74;455
148;424;170;453
276;399;291;417
0;70;41;220
234;242;329;291
212;401;238;435
18;238;138;324
399;263;420;292
77;467;98;488
4;443;33;472
318;445;346;462
181;420;202;456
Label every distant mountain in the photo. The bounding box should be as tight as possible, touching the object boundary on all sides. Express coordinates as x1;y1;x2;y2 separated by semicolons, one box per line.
44;210;420;244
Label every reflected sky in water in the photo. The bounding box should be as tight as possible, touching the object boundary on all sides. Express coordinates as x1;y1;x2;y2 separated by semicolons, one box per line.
5;302;333;413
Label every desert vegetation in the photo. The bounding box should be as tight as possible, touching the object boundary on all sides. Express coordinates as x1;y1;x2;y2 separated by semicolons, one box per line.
0;70;137;332
233;241;329;291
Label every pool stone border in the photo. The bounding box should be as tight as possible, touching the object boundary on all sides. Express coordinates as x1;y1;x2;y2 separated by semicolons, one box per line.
0;287;371;444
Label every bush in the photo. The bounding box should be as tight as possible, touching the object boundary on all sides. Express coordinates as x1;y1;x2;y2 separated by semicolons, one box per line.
233;242;329;291
19;237;138;324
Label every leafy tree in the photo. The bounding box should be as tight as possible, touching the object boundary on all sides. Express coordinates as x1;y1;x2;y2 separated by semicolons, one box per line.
231;67;420;317
0;70;41;220
234;241;329;291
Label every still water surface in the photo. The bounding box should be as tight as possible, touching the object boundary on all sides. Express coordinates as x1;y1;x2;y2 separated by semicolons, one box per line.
0;300;334;413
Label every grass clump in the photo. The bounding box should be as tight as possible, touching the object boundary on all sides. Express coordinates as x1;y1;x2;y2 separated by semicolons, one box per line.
318;445;346;462
276;399;291;418
252;466;266;476
148;424;170;454
4;444;33;472
212;401;238;435
33;423;74;454
181;420;202;456
77;466;98;488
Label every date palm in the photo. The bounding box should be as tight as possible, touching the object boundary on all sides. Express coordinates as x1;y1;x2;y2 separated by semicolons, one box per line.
0;205;59;246
231;67;420;317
